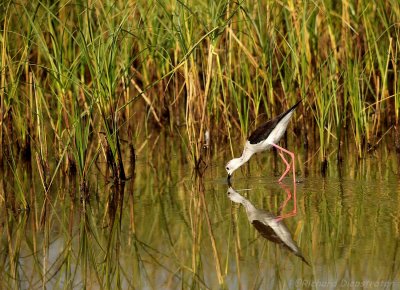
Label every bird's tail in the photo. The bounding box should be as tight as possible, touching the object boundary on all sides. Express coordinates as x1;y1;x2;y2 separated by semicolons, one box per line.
287;98;303;112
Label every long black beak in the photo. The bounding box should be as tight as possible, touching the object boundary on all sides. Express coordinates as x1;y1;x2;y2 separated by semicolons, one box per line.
227;174;232;186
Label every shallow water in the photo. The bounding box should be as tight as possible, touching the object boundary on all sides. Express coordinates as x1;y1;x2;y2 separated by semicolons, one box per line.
1;145;400;289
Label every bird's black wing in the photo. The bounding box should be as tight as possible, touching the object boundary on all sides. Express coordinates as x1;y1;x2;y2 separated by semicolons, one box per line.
248;99;302;145
248;117;281;145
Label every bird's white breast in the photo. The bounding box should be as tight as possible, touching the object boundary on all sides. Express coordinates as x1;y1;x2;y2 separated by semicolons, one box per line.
244;140;270;154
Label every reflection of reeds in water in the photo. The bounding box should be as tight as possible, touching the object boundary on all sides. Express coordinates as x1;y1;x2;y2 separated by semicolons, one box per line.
0;138;399;288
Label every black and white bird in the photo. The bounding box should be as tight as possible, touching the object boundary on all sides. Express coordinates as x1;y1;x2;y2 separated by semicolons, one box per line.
226;100;301;183
227;187;309;266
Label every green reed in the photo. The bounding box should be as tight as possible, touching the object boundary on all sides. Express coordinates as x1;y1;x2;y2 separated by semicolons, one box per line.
1;0;400;187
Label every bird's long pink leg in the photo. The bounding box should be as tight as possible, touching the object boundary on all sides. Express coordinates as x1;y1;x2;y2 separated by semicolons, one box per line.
278;151;291;182
270;143;296;184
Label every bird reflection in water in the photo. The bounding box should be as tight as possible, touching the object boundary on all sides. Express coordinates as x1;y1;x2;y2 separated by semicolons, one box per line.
227;187;310;266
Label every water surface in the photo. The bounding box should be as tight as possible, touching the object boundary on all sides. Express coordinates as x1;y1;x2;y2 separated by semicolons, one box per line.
1;145;399;289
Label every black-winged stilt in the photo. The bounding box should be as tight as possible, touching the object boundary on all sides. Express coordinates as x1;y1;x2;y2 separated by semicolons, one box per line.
226;100;301;183
227;187;309;265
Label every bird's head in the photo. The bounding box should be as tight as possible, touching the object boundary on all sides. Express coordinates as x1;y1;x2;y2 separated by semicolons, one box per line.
225;158;242;177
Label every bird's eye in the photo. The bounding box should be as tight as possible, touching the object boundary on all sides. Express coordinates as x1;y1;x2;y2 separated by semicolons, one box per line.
226;167;229;170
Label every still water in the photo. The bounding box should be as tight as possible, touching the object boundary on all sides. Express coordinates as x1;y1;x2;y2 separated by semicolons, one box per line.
1;144;399;289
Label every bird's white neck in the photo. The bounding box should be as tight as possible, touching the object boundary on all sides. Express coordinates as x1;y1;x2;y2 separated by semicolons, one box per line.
239;146;254;164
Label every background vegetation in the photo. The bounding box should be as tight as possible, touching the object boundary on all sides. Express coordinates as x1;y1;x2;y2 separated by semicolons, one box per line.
1;0;400;178
1;1;400;288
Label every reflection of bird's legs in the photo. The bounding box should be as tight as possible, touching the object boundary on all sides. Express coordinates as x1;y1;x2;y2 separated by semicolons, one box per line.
278;183;292;213
275;181;298;222
270;143;296;184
